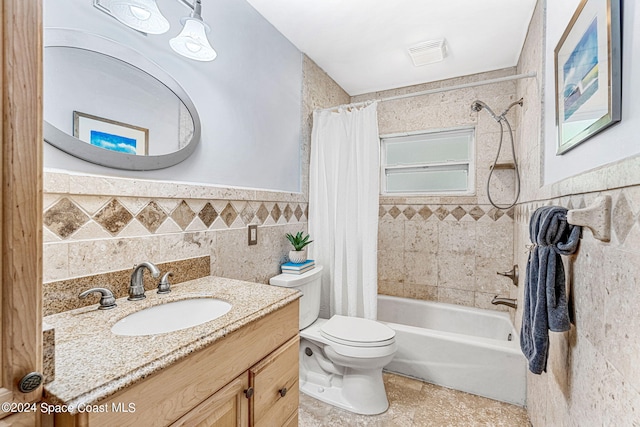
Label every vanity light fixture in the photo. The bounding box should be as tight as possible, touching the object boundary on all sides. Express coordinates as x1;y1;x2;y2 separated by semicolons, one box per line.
169;0;217;61
94;0;217;62
108;0;170;34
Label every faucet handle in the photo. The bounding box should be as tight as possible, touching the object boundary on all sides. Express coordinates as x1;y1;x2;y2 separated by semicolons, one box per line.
157;272;173;294
79;287;117;310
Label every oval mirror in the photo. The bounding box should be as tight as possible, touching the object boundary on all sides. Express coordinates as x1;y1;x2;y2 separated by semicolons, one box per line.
44;28;201;170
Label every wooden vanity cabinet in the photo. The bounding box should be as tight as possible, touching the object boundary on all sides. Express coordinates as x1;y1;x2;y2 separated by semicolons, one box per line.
52;300;299;427
249;337;299;427
171;335;299;427
171;374;250;427
0;1;44;426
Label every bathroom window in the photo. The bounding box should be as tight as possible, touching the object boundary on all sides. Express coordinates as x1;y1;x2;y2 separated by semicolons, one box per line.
380;127;475;195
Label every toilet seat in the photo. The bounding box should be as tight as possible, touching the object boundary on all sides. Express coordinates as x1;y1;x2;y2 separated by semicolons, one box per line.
320;315;396;347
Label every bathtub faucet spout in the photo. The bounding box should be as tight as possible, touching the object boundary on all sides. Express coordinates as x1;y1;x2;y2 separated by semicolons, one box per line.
491;296;517;309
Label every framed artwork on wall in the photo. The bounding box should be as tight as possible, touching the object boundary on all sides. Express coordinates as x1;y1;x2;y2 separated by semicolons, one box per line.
73;111;149;155
554;0;621;154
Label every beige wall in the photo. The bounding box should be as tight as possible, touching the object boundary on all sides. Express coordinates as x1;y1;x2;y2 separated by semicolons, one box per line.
516;1;640;424
353;70;521;311
42;56;349;313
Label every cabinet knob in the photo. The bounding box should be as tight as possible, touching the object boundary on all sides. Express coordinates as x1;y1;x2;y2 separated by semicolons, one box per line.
19;372;43;393
279;387;287;397
244;387;254;399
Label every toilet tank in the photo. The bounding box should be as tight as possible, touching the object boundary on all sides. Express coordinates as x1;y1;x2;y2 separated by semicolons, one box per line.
269;265;323;330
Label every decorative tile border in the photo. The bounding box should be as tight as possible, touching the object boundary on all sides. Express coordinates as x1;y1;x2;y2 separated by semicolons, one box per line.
44;196;308;241
380;204;515;222
515;188;640;246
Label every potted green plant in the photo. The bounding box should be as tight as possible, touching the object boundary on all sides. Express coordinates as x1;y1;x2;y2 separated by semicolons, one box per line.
286;231;313;263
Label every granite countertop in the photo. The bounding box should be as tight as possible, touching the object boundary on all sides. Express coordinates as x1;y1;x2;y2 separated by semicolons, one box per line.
43;276;300;412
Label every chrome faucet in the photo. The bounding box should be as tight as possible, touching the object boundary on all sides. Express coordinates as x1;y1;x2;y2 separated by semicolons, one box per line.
129;262;161;301
491;296;517;309
157;271;173;294
79;287;117;310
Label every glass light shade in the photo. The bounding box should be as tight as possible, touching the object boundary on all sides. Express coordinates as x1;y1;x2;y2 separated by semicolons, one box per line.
108;0;170;35
169;18;217;62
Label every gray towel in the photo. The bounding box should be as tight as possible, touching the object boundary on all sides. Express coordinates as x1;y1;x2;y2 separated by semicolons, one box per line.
520;206;581;374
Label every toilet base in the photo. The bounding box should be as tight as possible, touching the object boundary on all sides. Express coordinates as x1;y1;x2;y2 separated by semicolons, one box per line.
299;338;391;415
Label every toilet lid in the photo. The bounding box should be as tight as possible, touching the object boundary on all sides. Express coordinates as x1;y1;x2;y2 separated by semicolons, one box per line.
320;315;395;348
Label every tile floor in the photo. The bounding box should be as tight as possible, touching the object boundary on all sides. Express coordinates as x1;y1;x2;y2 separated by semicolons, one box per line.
298;373;530;426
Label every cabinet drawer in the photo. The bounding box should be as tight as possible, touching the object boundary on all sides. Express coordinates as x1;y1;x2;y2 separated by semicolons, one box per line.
170;374;249;427
250;336;299;426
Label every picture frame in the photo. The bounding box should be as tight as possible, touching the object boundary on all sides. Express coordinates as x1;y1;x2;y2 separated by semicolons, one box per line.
554;0;621;154
73;111;149;155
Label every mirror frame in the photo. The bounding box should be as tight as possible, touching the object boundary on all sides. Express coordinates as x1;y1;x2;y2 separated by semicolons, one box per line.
44;28;202;171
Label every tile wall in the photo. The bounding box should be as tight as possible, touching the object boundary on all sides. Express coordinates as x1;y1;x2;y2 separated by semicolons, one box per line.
515;1;640;424
353;69;522;311
42;56;350;315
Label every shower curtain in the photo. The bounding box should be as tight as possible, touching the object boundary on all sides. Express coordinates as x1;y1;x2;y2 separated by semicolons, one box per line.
308;102;380;320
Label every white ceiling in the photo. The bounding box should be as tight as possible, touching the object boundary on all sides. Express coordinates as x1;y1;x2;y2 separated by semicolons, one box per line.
245;0;537;96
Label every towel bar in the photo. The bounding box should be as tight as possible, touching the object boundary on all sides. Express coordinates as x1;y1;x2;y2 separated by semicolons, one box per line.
566;195;611;242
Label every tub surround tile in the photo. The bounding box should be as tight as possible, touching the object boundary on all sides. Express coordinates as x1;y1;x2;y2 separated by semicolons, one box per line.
378;250;405;282
43;276;300;411
404;283;438;301
404;252;437;285
378;280;404;298
378;203;514;311
475;292;509;312
438;287;475;307
43;256;211;316
378;219;405;250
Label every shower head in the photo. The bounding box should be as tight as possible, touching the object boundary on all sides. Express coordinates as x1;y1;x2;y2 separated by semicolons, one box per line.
471;100;499;121
470;101;484;112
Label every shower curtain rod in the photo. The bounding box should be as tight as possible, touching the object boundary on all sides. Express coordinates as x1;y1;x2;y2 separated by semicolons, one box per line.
316;71;537;113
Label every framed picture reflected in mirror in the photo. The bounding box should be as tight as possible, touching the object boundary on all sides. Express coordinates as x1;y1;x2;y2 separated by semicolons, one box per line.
73;111;149;155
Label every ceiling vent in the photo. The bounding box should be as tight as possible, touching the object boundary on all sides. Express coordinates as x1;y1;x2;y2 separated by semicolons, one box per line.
408;39;447;66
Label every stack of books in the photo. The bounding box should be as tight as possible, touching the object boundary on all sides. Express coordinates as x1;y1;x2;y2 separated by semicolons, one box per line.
281;259;315;275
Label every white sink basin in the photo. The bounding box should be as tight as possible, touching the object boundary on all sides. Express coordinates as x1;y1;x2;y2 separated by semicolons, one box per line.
111;298;232;336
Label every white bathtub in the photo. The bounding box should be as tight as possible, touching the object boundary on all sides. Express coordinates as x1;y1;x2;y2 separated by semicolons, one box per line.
377;295;526;406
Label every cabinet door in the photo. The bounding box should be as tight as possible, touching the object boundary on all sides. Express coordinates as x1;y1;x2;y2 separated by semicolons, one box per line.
249;336;299;427
0;0;43;421
171;374;249;427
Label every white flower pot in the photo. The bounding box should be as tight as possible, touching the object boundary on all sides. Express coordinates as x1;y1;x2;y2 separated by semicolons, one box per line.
289;249;307;263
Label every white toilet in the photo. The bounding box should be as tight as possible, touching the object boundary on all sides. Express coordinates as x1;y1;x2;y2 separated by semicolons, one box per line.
270;265;397;415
